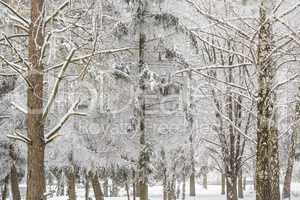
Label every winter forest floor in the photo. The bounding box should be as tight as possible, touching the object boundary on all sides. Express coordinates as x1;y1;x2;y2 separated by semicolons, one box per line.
18;183;299;200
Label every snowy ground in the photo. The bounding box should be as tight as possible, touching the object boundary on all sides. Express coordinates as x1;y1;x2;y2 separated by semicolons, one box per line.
44;183;300;200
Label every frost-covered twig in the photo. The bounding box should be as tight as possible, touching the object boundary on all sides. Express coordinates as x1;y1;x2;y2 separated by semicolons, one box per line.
272;74;299;91
42;48;76;120
2;33;30;69
11;102;27;114
44;47;137;72
192;69;248;91
0;33;28;42
0;55;32;88
45;99;87;142
185;0;250;39
216;108;257;144
0;0;29;25
45;1;69;25
7;130;31;144
175;63;253;74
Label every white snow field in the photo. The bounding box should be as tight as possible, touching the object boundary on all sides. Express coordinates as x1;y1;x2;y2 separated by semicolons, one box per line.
44;183;300;200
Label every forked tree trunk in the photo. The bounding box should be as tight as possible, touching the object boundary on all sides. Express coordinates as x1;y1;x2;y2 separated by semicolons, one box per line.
65;168;76;200
26;0;46;199
90;172;104;200
238;170;243;199
221;173;226;195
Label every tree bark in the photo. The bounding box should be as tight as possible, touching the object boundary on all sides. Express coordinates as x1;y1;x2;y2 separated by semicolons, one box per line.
226;175;238;200
26;0;46;199
256;1;280;200
136;1;149;200
90;172;104;200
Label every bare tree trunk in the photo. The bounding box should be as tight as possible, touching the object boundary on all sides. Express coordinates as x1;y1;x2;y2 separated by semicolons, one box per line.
282;102;298;200
57;170;65;196
238;170;243;199
243;177;246;191
176;181;180;199
65;168;76;200
125;182;130;200
26;0;46;199
182;173;186;200
85;173;89;200
111;181;119;197
1;176;9;200
226;175;238;200
133;182;136;200
163;170;167;200
10;164;20;200
202;169;208;189
90;172;104;200
9;144;20;200
189;173;195;197
221;173;226;195
103;178;108;197
256;1;280;200
136;1;148;200
167;178;176;200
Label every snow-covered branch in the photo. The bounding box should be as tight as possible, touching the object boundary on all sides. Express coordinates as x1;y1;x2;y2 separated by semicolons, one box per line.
0;0;30;25
45;99;87;143
11;102;27;114
7;130;31;144
45;1;69;25
2;33;30;69
44;47;137;72
42;48;76;120
175;63;253;74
